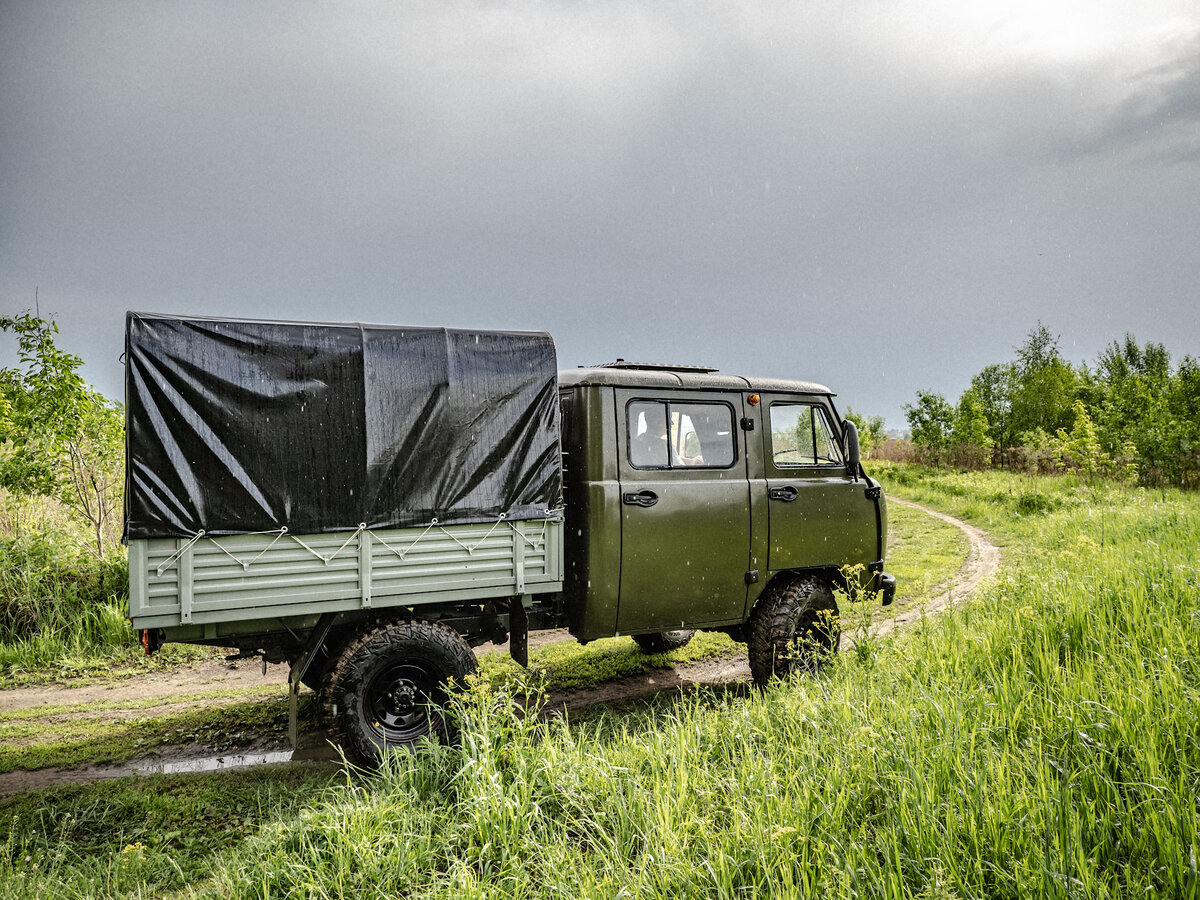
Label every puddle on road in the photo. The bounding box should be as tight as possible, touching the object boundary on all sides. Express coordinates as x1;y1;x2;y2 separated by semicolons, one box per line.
136;750;295;775
133;735;342;776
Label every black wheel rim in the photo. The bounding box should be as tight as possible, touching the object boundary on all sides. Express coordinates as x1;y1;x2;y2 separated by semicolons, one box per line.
363;661;443;745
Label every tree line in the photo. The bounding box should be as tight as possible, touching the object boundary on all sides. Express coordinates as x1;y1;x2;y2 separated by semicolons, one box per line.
902;325;1200;487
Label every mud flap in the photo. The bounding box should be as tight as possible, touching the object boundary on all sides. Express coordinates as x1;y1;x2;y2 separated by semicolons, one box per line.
287;613;337;748
509;595;530;668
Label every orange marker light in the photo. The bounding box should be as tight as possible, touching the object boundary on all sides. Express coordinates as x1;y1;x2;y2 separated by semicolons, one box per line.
747;393;760;406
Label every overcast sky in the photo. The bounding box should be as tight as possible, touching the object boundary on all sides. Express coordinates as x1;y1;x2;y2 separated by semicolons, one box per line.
2;1;1198;427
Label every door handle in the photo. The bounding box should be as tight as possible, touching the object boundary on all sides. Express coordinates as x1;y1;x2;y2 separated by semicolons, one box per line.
622;489;659;508
768;486;798;502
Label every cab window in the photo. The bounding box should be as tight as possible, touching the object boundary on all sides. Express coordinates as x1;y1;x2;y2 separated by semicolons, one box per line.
769;403;843;467
628;400;736;469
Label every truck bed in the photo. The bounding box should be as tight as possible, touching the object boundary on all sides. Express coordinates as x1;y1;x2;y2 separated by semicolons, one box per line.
129;518;564;631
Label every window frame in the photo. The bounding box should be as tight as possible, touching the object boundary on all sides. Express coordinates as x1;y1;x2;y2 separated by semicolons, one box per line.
767;401;845;470
625;398;739;471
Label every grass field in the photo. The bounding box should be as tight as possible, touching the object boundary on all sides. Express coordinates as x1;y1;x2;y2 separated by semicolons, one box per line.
3;466;1196;899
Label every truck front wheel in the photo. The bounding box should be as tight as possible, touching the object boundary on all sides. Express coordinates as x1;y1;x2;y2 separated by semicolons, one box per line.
323;618;477;766
632;630;696;653
747;578;840;685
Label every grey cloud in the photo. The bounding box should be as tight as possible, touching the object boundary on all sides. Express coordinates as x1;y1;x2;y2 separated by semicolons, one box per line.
1089;34;1200;163
2;2;1199;428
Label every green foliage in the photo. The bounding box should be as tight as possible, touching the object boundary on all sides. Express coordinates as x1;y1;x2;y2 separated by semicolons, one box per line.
903;390;954;464
948;388;992;468
968;362;1016;452
0;531;130;649
843;407;886;458
1014;490;1058;515
0;313;124;554
906;326;1200;487
1054;399;1108;482
1091;335;1200;488
1009;323;1079;439
0;765;339;900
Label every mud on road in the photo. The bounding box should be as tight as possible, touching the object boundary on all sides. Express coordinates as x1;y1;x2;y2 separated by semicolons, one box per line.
0;499;1000;794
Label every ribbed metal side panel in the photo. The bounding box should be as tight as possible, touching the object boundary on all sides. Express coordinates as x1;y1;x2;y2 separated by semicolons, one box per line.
129;519;564;629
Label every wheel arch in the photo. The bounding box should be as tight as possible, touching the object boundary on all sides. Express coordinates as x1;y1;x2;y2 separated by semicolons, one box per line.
748;567;841;622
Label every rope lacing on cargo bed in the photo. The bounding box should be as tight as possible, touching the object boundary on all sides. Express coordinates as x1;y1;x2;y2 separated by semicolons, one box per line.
369;513;554;560
155;531;206;576
154;513;562;574
209;528;291;569
287;524;366;566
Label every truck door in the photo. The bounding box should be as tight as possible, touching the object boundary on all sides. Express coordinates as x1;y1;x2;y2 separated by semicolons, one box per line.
760;396;878;573
615;390;751;632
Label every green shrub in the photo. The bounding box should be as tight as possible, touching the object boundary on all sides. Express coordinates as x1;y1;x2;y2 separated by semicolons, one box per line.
0;532;131;650
1014;491;1058;515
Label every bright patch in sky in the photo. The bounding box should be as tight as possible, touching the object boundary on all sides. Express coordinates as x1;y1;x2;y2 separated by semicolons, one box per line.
888;0;1196;71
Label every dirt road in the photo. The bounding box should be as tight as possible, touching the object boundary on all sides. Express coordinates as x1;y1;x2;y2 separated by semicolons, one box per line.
0;499;1000;793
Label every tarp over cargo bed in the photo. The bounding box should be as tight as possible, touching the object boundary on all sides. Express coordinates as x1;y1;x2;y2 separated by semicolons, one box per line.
124;313;562;540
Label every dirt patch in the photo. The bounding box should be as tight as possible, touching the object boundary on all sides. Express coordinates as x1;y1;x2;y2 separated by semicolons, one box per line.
0;501;999;793
0;659;291;714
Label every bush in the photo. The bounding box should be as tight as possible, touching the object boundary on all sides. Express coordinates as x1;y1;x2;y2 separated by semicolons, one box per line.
0;531;130;647
1014;491;1058;516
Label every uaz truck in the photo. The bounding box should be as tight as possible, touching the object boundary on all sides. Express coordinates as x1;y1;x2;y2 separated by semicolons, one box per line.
125;313;895;765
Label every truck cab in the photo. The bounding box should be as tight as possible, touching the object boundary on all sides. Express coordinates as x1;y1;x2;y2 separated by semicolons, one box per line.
557;363;892;650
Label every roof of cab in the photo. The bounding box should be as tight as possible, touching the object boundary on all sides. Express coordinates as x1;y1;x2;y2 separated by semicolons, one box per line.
558;365;832;395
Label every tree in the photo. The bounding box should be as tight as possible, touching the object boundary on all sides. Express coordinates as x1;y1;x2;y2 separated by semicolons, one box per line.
904;390;954;466
969;362;1016;459
0;312;124;554
1009;324;1079;439
1054;400;1107;483
950;389;992;468
1167;356;1200;488
1091;334;1176;486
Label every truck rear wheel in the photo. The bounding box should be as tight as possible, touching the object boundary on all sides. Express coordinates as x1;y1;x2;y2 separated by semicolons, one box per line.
323;618;477;767
747;578;840;685
632;630;696;653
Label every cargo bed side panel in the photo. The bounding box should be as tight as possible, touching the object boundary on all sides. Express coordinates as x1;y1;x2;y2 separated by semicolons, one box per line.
130;519;564;631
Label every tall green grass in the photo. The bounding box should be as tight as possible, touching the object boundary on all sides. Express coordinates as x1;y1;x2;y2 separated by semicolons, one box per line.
3;468;1196;898
177;470;1198;900
0;531;134;675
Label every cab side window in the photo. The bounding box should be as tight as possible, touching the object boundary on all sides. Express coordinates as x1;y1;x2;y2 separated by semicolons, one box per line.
769;403;843;467
628;400;736;469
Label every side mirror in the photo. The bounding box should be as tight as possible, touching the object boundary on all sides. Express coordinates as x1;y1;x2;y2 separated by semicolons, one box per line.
843;420;861;477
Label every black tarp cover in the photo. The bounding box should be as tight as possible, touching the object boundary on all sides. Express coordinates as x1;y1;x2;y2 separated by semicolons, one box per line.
125;313;562;539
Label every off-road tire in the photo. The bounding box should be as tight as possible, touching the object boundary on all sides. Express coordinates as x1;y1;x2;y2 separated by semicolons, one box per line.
632;630;696;653
322;618;477;767
747;578;840;685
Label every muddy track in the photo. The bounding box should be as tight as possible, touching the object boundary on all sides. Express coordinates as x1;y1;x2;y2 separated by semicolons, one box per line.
0;500;999;794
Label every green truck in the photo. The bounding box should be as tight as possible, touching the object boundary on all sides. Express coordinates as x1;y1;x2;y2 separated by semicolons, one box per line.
126;314;894;765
